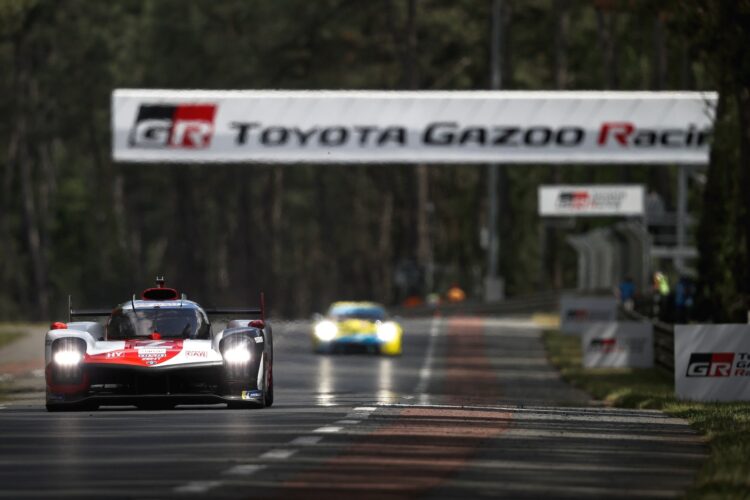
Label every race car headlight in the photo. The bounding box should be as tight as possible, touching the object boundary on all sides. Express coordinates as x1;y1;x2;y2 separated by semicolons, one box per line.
314;320;338;341
376;322;399;342
223;346;251;364
53;349;83;366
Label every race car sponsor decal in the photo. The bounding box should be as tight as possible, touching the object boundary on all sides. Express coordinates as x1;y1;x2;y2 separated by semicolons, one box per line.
184;350;209;358
253;336;264;344
86;339;184;367
241;390;262;400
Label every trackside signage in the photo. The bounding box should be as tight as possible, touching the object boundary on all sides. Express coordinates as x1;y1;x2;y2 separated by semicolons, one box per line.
582;322;653;368
539;185;644;216
559;295;618;335
112;90;717;164
675;325;750;402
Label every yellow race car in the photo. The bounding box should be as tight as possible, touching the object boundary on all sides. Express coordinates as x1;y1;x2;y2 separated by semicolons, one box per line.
312;302;402;356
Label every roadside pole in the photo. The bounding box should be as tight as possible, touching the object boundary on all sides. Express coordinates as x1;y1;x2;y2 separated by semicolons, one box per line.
485;0;505;302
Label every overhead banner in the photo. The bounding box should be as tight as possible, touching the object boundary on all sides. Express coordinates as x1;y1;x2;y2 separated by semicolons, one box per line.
112;90;717;164
559;295;618;335
675;324;750;402
539;185;644;216
582;322;653;368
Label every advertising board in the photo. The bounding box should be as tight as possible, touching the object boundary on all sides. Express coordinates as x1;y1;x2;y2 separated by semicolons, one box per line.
559;295;618;335
112;90;716;164
582;322;653;368
675;324;750;402
539;185;644;216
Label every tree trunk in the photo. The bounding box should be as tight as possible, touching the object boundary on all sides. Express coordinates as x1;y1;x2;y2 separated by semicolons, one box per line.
547;0;568;289
596;6;618;89
737;87;750;302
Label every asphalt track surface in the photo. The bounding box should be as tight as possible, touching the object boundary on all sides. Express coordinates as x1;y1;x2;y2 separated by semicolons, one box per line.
0;316;705;499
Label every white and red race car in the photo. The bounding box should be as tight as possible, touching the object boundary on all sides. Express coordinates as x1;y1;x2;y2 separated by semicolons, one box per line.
44;279;273;411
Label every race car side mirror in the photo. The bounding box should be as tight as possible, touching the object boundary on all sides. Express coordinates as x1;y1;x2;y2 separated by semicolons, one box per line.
249;320;265;329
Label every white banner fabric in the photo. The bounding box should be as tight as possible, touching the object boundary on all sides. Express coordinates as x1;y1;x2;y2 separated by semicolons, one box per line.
559;295;618;335
112;90;717;164
539;185;644;216
582;322;653;368
675;324;750;402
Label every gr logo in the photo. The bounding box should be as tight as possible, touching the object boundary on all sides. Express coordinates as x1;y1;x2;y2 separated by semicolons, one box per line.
686;353;735;377
557;191;590;209
129;104;216;149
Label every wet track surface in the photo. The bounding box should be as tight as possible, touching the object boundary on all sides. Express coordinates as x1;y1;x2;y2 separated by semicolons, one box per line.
0;316;705;499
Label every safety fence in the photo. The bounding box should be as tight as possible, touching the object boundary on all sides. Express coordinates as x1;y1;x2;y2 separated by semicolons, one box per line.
392;290;562;318
620;306;675;373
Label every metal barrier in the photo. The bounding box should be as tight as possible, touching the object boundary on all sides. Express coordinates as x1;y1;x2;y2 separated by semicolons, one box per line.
620;306;674;373
393;290;562;318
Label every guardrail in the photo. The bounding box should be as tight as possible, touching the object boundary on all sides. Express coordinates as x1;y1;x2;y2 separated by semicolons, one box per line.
620;307;675;373
392;290;563;318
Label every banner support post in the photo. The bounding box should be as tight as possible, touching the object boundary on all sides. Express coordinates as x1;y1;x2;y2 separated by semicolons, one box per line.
485;0;505;302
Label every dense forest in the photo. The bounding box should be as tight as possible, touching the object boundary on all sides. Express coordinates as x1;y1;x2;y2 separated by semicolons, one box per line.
0;0;747;320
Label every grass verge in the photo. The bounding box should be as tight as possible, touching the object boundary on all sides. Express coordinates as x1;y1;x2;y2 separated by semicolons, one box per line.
0;330;28;401
543;330;750;499
0;330;24;350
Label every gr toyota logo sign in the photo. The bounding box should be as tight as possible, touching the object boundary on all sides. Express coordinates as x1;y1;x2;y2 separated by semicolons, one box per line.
539;185;644;216
582;322;653;368
112;90;717;164
129;104;216;149
686;352;750;377
675;325;750;401
559;295;618;335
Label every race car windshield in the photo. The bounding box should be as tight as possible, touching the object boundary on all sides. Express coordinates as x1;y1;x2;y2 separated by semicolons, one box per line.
107;308;210;340
329;306;386;321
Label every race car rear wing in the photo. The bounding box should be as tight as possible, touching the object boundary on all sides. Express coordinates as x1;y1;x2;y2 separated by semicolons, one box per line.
204;293;266;321
66;293;266;322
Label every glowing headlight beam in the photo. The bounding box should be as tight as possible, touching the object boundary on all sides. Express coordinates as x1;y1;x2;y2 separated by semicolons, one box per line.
53;350;83;366
314;321;338;341
376;322;398;342
223;346;251;363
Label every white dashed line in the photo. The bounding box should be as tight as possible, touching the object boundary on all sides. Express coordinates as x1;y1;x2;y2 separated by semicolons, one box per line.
314;426;342;433
223;464;265;476
260;449;297;460
174;480;222;494
289;435;323;446
353;406;377;411
415;316;441;394
335;420;361;425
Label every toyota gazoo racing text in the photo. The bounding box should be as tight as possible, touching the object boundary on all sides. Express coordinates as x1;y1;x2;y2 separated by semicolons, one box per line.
44;279;273;411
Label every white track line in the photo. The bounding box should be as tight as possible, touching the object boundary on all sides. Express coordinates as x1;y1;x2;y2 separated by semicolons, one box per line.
415;316;441;394
353;406;376;411
223;464;265;476
313;426;342;433
260;449;297;460
174;480;222;494
289;436;323;446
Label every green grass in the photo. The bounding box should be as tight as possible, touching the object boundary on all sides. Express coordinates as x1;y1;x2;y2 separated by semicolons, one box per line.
543;330;750;499
0;330;24;349
0;329;28;401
